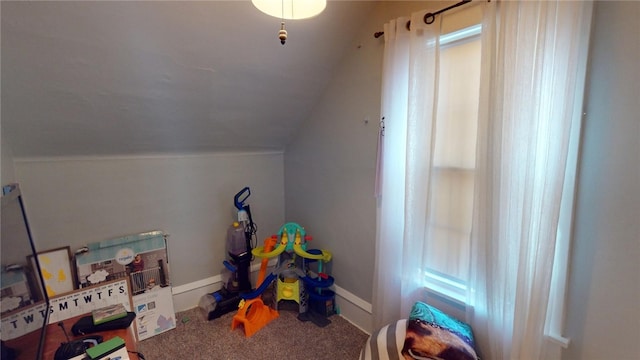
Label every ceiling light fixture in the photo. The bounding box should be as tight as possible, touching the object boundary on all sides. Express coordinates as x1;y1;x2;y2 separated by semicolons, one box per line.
252;0;327;45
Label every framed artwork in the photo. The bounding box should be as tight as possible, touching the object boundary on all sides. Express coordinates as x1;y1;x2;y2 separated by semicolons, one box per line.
28;246;75;298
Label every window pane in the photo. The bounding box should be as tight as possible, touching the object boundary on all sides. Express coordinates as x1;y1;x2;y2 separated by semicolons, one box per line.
433;38;481;169
426;169;474;281
425;34;480;285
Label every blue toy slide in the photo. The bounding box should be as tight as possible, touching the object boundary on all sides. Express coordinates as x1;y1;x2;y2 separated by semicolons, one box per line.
239;273;277;300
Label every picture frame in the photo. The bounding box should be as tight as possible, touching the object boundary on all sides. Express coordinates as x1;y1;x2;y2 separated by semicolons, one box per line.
27;246;75;299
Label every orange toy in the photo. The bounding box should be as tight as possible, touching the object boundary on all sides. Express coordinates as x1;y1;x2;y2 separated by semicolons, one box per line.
257;236;277;286
231;298;279;337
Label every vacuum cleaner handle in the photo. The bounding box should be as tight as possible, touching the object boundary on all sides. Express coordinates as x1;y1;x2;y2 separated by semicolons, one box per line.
234;187;251;211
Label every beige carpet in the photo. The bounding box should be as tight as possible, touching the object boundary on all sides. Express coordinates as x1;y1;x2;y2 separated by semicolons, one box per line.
136;307;369;359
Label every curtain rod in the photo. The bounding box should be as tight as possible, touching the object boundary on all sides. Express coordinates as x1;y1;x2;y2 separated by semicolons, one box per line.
374;0;474;38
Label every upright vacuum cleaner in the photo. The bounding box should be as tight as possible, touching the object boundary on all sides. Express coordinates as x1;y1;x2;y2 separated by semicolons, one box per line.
199;187;257;320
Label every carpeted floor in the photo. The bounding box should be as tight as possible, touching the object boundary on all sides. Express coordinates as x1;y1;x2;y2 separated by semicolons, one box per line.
136;307;369;359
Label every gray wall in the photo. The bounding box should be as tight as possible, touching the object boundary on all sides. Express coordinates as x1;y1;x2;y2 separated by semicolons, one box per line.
1;131;16;185
563;1;640;358
3;4;638;355
14;152;285;287
286;2;640;357
284;1;445;303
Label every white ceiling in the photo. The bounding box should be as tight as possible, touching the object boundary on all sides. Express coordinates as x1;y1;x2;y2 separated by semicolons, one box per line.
1;1;375;158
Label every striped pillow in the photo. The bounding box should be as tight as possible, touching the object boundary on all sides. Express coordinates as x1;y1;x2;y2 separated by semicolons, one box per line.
359;319;407;360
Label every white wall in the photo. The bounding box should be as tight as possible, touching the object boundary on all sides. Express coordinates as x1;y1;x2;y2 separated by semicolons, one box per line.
563;1;640;359
14;152;285;288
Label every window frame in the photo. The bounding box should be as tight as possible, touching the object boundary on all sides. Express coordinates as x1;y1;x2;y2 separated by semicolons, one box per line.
422;24;482;306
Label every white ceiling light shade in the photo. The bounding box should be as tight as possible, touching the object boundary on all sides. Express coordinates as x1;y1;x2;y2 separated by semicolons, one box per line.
252;0;327;20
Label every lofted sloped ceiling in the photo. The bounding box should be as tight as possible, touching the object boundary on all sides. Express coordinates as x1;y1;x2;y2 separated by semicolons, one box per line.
1;1;375;158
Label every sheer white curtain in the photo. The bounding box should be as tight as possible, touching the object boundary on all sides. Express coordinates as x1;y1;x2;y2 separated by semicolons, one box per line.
373;12;441;330
469;1;593;359
373;0;593;358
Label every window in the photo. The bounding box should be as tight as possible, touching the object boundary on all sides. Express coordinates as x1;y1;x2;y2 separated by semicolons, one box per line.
375;2;592;354
423;25;481;302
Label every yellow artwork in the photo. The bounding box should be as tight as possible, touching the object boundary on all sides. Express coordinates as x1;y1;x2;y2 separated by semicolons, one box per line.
30;246;74;298
41;267;53;280
58;269;67;283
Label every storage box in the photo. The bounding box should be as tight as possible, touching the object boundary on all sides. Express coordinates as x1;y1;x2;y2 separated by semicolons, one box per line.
75;231;175;340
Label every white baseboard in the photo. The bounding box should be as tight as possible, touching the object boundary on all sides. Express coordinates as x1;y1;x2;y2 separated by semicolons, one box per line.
170;266;373;334
171;274;223;313
334;284;373;334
